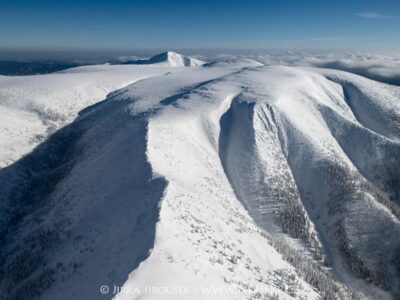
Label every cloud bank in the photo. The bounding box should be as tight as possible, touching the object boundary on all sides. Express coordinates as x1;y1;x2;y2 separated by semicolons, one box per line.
210;51;400;86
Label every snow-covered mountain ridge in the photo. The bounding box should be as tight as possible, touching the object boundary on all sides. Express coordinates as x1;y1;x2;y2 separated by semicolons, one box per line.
0;53;399;300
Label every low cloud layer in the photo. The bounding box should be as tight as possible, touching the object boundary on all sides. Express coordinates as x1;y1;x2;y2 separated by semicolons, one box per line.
210;51;400;86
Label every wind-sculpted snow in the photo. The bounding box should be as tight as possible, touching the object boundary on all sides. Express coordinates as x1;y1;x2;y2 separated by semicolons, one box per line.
0;56;399;300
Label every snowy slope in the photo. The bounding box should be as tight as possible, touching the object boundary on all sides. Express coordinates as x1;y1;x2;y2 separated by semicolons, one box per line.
0;64;184;167
1;55;399;300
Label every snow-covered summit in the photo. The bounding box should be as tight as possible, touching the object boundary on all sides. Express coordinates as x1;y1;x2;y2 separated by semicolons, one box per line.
119;51;205;67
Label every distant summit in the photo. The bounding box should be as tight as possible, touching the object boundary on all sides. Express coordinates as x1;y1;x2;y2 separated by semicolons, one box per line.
112;51;205;67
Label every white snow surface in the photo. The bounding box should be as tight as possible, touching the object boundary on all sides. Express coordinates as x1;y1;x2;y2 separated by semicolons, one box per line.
1;53;400;300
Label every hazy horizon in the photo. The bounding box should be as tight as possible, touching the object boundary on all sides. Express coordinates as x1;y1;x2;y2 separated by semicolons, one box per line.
0;47;399;62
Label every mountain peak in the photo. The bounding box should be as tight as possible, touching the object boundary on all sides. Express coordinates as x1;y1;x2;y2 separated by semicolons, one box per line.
148;51;205;67
113;51;205;67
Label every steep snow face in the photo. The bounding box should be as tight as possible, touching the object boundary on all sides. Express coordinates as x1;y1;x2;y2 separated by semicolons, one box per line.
119;84;320;300
122;51;205;67
318;68;400;142
1;60;399;300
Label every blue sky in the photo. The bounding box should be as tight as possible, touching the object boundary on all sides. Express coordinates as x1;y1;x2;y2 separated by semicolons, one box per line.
0;0;399;50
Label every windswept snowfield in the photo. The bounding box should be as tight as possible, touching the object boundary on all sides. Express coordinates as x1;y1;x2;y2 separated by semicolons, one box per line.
0;51;399;300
